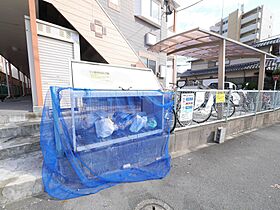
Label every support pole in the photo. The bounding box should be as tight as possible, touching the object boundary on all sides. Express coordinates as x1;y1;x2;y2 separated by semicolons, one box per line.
172;56;177;88
172;10;177;88
217;39;226;119
258;54;266;90
2;57;10;97
8;63;13;98
28;0;43;106
218;39;225;90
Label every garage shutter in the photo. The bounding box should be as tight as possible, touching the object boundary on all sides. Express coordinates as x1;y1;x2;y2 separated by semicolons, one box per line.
38;36;74;102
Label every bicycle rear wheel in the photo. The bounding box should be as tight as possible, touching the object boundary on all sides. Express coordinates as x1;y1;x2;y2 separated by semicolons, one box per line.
166;109;176;133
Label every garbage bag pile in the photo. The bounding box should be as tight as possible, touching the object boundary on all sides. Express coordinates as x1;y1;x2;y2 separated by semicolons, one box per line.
40;87;173;199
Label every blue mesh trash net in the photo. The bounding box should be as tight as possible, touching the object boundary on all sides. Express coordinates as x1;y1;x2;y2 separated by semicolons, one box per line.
40;86;174;199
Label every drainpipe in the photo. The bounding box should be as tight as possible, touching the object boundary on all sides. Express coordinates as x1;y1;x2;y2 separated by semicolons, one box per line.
172;10;177;88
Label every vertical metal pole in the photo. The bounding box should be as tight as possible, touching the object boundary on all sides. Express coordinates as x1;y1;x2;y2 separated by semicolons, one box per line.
273;90;276;111
258;54;266;90
2;57;10;97
8;63;13;98
172;57;177;89
218;39;225;90
217;39;225;119
255;91;260;115
71;90;77;152
172;11;177;89
51;87;63;157
225;89;232;122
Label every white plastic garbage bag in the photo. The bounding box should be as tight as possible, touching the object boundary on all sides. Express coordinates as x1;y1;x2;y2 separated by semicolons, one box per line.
95;118;116;138
129;115;147;133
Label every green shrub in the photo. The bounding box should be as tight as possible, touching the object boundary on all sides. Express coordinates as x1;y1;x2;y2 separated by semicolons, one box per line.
272;67;280;75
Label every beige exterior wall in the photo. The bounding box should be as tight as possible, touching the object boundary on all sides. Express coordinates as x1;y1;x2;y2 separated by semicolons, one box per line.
227;10;240;41
44;0;141;66
226;70;256;78
185;69;258;81
191;60;208;70
229;58;258;65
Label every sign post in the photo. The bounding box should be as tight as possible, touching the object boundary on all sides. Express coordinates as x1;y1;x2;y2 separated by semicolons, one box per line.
179;93;194;122
273;75;279;90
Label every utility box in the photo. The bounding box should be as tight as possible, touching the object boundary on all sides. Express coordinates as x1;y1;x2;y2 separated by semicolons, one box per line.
215;127;226;144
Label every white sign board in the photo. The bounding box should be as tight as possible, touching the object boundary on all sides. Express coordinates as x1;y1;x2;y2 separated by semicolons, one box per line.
179;93;194;122
194;92;205;109
71;61;161;90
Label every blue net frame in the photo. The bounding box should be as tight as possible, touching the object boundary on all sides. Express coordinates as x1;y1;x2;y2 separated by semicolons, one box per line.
40;86;174;199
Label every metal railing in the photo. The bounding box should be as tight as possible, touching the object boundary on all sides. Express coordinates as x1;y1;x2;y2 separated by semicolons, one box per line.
172;89;280;130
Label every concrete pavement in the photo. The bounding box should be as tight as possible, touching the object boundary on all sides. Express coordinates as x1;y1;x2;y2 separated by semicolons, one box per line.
3;123;280;210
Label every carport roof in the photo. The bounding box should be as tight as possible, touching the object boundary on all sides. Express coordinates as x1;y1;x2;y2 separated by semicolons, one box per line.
149;28;277;60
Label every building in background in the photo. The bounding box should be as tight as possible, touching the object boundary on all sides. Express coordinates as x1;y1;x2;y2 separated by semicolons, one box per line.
0;56;31;99
179;35;280;90
180;5;276;90
210;5;273;45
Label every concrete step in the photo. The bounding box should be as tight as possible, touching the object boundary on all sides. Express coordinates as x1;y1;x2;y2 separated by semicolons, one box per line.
0;111;41;125
0;133;40;160
0;121;40;139
0;151;43;205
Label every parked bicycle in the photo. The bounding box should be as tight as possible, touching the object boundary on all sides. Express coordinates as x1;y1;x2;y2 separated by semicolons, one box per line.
168;79;235;132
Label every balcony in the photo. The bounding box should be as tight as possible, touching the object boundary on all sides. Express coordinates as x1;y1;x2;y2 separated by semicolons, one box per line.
240;33;259;43
240;22;260;34
210;26;220;33
241;12;261;25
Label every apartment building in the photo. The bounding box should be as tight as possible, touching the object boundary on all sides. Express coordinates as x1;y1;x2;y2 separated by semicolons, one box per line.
180;5;275;89
0;0;169;110
210;5;273;45
98;0;168;73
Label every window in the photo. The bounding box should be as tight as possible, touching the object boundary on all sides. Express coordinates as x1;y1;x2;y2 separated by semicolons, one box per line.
148;60;156;73
141;57;157;73
135;0;161;27
108;0;120;11
151;0;160;20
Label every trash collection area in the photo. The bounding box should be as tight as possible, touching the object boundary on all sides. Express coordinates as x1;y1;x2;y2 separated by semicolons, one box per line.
40;61;174;199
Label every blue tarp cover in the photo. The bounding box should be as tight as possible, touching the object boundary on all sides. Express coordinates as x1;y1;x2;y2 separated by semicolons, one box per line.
40;87;173;199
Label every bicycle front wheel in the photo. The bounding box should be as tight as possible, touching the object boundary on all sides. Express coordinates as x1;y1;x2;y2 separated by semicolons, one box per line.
192;106;212;123
212;100;235;118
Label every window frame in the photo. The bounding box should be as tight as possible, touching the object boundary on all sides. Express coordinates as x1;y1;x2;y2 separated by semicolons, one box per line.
108;0;120;12
140;56;157;74
135;0;161;28
150;0;160;21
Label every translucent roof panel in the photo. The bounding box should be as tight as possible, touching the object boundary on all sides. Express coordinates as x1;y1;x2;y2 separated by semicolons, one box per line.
148;28;276;61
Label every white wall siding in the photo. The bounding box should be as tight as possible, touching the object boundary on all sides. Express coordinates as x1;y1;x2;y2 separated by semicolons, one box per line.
44;0;141;66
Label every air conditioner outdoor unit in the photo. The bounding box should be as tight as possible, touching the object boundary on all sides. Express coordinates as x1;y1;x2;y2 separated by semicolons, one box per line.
145;33;157;46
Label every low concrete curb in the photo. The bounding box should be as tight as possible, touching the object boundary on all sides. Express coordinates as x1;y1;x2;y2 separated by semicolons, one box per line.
169;109;280;157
